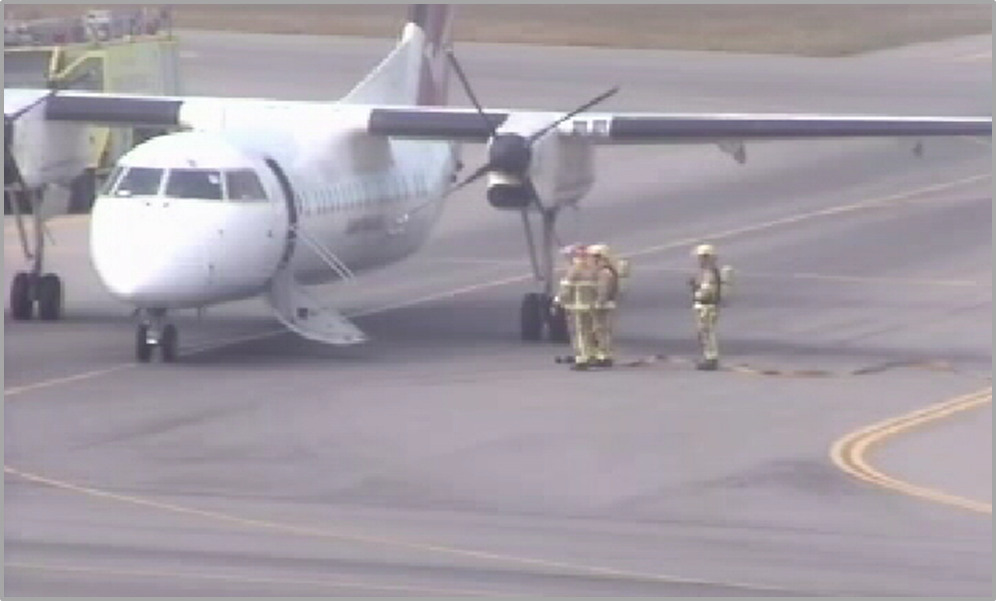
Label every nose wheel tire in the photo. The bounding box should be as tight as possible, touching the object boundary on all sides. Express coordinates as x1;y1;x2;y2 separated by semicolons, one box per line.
136;323;180;364
136;325;153;363
10;272;34;321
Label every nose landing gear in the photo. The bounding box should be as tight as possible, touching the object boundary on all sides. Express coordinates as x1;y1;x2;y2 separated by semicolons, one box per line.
135;309;179;363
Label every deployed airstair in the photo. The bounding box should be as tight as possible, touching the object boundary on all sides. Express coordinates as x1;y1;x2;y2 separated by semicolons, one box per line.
265;227;368;346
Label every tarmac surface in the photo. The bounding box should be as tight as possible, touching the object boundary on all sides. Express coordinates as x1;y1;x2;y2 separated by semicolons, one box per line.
4;31;992;596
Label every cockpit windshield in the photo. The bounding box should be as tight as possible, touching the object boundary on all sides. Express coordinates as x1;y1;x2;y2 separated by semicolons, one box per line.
104;167;268;202
165;169;224;200
108;167;164;197
225;170;268;202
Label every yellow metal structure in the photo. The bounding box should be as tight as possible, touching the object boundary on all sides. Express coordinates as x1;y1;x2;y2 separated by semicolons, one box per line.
5;27;180;175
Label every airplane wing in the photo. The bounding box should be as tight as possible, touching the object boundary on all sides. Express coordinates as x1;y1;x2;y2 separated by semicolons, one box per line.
366;107;992;144
5;90;185;196
8;89;990;139
7;87;991;141
5;88;990;205
8;88;988;204
5;89;184;128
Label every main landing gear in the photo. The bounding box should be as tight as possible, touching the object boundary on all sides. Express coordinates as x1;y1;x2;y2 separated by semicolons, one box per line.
135;309;179;364
519;208;570;344
7;188;65;322
10;272;63;321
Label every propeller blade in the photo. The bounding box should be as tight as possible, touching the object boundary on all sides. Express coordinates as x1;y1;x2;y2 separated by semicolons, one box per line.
444;80;622;201
446;49;500;138
528;86;620;144
448;163;493;195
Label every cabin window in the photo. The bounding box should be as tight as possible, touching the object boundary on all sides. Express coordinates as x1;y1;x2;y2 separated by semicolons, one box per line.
165;169;224;200
111;167;164;197
226;170;268;202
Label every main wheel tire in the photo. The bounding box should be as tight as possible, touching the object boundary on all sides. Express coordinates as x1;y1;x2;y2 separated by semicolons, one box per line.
136;325;153;364
547;302;570;344
520;293;545;342
10;272;34;321
160;324;179;363
37;274;64;321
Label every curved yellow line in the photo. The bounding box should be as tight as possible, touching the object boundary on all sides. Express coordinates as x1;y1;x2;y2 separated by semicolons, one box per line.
831;389;993;514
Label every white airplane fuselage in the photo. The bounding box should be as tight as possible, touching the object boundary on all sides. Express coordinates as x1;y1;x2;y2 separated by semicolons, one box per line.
91;103;459;310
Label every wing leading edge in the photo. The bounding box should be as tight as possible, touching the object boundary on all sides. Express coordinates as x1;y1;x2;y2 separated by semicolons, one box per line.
367;107;992;144
5;89;184;127
7;88;991;142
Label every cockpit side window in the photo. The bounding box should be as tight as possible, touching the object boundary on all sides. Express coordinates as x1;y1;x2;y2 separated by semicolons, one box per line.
100;167;125;196
164;169;224;200
225;170;268;202
111;167;164;197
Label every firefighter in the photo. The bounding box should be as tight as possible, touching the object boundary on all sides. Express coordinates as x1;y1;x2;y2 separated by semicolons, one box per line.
690;244;724;371
554;245;599;371
587;244;621;368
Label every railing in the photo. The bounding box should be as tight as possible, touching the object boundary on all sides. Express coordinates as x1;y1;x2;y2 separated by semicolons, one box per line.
294;225;357;285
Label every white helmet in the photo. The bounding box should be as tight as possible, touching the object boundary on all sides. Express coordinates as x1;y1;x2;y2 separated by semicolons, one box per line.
694;244;717;258
587;244;611;258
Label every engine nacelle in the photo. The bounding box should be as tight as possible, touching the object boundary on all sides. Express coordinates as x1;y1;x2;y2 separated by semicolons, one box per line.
487;171;534;210
485;131;596;212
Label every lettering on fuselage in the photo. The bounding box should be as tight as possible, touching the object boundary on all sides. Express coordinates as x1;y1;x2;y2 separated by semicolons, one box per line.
345;214;388;235
297;172;431;223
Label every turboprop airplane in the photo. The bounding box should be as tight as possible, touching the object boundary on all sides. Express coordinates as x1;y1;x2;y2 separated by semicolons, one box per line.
4;5;991;363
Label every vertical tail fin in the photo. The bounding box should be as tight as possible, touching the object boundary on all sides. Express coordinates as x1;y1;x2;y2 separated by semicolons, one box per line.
408;4;454;106
343;5;455;107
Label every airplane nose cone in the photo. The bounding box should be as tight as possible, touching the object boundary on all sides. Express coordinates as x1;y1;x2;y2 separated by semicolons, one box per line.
91;200;212;308
97;256;211;306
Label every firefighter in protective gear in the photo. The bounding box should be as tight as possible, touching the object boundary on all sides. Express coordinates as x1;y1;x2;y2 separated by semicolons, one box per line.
561;244;586;266
587;244;621;368
690;244;723;371
554;246;599;370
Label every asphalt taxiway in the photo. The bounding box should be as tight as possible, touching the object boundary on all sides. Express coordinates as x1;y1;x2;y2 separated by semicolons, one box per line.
4;31;992;596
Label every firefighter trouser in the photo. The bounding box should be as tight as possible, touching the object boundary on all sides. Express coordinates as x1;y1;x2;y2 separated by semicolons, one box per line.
695;303;720;361
568;310;598;365
592;309;615;361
